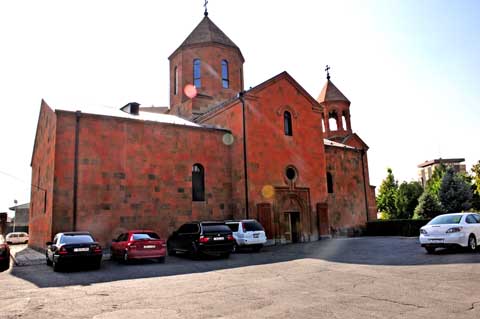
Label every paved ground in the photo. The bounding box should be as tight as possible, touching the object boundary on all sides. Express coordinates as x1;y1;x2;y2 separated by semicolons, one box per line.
1;237;480;318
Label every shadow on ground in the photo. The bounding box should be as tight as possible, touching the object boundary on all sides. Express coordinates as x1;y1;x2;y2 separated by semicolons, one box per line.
8;237;480;288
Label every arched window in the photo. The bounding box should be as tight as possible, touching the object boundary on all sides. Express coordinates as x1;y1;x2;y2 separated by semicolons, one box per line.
329;111;338;131
193;59;201;88
327;172;334;193
321;117;325;132
284;111;293;136
174;66;178;95
192;164;205;201
221;60;229;88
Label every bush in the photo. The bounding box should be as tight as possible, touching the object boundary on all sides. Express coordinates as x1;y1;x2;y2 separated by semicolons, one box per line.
366;219;430;237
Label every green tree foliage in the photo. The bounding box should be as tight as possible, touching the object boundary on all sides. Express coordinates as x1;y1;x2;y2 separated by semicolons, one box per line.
414;191;444;219
471;161;480;211
376;168;398;218
439;168;472;213
472;161;480;195
394;181;423;219
425;164;446;197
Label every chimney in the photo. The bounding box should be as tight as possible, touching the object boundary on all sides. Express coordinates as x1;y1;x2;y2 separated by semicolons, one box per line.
121;102;140;115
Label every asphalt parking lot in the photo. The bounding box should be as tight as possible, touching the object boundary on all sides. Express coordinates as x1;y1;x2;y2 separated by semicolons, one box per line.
1;237;480;318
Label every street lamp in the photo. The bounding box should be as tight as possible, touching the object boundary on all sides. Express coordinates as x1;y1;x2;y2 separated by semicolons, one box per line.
12;199;17;232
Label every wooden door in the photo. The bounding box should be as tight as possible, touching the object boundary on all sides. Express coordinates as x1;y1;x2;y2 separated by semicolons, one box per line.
257;203;273;239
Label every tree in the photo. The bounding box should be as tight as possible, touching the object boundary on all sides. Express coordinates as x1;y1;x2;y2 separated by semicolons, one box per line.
439;168;472;213
395;181;423;219
414;191;443;219
376;168;398;218
425;164;446;197
471;161;480;211
472;161;480;195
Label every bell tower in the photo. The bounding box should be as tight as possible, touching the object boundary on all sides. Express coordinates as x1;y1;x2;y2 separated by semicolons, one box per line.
168;11;244;119
317;66;352;140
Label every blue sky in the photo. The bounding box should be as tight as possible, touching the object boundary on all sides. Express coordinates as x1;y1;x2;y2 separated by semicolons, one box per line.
0;0;479;215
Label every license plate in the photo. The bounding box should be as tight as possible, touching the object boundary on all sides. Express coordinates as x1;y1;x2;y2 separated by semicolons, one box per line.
144;245;156;249
429;239;443;242
253;234;259;238
213;237;224;241
74;248;89;252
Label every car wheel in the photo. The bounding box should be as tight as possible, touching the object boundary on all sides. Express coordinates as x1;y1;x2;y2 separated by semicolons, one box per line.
123;252;129;264
157;256;165;263
468;235;477;252
0;260;8;271
220;252;230;259
52;259;61;272
93;261;102;270
190;243;200;259
46;254;52;266
252;244;263;253
425;247;436;254
167;245;176;256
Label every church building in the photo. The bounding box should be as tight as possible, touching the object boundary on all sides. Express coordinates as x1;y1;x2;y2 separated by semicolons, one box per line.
29;11;377;250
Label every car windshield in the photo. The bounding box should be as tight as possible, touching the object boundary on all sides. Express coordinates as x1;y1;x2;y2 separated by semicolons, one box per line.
60;235;94;244
203;224;230;233
428;215;463;225
226;223;239;232
132;233;159;240
243;221;264;231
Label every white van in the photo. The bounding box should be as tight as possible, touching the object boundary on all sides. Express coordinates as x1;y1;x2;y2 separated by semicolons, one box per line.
5;232;29;244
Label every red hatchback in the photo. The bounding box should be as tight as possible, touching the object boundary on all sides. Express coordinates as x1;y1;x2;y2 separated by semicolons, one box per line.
0;236;10;271
111;230;166;263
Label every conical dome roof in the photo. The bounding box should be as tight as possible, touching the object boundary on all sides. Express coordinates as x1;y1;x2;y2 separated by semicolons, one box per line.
169;16;244;61
317;80;350;103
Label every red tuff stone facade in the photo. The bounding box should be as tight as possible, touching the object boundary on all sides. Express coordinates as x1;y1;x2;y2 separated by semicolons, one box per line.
29;14;376;250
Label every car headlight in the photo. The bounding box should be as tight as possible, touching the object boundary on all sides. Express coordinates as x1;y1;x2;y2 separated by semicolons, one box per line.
446;227;462;233
420;229;428;235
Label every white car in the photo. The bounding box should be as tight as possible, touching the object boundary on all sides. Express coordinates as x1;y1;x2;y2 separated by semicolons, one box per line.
419;213;480;254
5;232;29;245
226;220;267;252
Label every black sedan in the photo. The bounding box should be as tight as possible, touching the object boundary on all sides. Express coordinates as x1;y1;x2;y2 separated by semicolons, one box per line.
46;232;102;271
167;221;235;258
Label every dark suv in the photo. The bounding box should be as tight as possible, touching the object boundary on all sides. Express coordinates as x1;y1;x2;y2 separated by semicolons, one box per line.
167;221;235;258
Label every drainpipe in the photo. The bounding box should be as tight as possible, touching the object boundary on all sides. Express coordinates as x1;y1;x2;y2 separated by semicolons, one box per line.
360;149;369;221
239;91;249;219
73;111;81;231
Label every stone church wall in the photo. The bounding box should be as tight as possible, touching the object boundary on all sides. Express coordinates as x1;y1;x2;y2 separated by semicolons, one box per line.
324;145;370;234
50;111;233;248
29;101;57;251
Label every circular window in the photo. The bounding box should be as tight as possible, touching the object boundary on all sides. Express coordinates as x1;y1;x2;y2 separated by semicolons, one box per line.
285;166;297;181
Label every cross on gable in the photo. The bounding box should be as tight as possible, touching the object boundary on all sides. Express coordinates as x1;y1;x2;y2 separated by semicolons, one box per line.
325;65;331;80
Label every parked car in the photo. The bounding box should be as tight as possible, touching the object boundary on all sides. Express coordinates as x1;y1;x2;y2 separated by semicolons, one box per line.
0;236;10;271
167;221;235;258
46;232;103;271
226;219;267;252
111;230;166;263
5;232;29;244
419;213;480;254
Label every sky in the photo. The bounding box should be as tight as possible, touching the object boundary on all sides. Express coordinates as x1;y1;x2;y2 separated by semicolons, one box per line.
0;0;479;216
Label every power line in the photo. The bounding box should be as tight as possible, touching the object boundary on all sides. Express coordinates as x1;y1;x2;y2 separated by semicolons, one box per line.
0;169;46;192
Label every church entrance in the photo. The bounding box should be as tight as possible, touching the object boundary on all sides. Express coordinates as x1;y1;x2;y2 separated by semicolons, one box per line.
284;212;300;243
273;187;311;244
